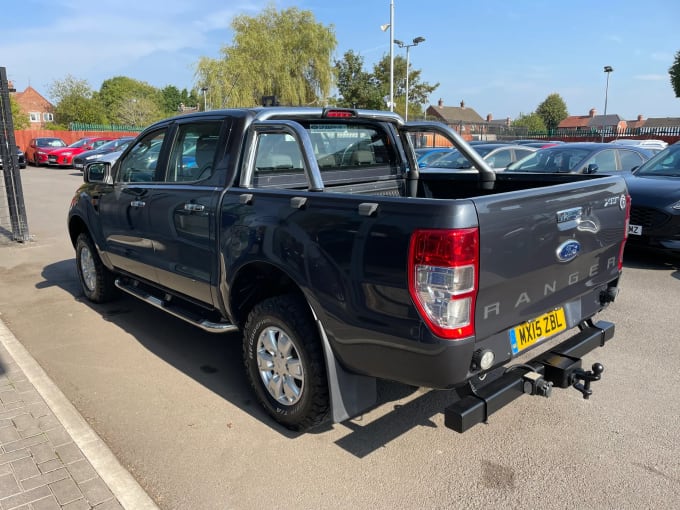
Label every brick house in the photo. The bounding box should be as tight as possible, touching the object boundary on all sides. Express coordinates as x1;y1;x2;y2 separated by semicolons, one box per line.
10;81;55;128
558;108;626;135
425;99;487;138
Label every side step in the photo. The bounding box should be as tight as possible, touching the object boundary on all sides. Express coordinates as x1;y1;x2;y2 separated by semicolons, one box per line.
114;278;238;333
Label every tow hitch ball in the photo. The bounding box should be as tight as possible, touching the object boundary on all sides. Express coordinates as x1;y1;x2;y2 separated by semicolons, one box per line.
570;363;604;399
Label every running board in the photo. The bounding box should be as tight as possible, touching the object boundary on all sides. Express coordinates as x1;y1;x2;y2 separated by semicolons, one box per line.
114;278;238;333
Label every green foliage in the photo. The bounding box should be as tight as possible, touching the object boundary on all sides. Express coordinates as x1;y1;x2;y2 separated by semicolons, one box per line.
99;76;163;126
669;50;680;98
372;54;439;118
48;75;107;125
9;95;29;129
512;112;546;132
536;93;568;132
334;51;384;109
195;5;337;107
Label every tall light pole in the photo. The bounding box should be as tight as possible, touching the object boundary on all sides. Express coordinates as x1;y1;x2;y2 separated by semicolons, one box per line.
380;1;395;111
394;36;425;121
201;86;208;111
602;66;613;142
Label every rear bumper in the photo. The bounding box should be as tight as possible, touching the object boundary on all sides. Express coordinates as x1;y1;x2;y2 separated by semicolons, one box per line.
444;320;615;433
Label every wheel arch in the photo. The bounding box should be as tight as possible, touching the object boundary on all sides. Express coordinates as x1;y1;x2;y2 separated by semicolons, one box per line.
229;260;377;425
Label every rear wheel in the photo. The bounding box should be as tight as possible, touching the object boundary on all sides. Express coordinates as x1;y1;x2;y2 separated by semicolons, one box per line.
243;294;329;431
75;233;117;303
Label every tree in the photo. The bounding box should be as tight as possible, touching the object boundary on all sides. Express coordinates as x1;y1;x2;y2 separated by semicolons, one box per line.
195;5;337;107
536;93;568;132
9;95;29;130
47;74;107;125
372;54;439;118
99;76;163;126
669;50;680;98
512;112;546;132
334;50;384;109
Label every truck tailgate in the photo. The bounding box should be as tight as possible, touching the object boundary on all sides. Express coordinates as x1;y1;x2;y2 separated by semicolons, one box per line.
472;176;628;344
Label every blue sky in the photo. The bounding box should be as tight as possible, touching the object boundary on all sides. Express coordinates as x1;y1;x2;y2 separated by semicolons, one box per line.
3;0;679;120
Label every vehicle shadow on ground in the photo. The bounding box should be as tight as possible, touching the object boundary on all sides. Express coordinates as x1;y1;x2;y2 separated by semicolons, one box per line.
623;247;680;280
39;259;449;453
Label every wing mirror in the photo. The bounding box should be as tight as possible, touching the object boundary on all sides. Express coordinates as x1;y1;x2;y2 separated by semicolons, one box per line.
584;163;599;174
84;162;112;184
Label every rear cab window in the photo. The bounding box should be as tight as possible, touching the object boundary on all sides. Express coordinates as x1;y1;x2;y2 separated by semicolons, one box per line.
250;120;398;189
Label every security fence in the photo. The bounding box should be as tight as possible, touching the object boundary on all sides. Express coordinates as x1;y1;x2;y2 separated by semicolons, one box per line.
0;67;29;243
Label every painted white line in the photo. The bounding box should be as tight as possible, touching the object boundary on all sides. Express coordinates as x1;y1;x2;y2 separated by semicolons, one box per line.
0;319;160;510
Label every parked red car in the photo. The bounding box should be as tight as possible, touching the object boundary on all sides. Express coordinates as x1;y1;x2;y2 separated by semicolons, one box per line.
47;137;117;167
25;137;68;166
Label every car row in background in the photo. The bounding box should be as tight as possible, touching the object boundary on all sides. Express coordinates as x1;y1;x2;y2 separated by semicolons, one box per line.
25;137;68;166
623;142;680;253
423;143;537;171
47;136;119;168
0;145;27;169
73;137;135;171
505;142;654;174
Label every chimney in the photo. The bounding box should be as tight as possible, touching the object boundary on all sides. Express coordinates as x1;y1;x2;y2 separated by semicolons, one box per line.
506;117;511;126
486;113;493;122
637;114;643;122
460;100;465;108
589;108;597;117
437;98;443;108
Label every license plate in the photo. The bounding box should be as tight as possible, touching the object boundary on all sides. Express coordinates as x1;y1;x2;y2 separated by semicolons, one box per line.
74;163;83;169
509;308;567;355
628;224;642;235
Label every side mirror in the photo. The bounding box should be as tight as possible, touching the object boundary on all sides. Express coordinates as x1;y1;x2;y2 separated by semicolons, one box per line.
84;162;112;184
585;163;599;174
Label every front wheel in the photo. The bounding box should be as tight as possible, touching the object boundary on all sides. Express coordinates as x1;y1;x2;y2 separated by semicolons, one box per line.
75;233;117;303
243;294;329;431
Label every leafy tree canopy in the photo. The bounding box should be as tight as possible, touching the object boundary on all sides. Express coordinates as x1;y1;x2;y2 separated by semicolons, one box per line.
334;50;384;109
536;93;568;132
99;76;163;126
195;4;337;108
512;112;546;132
669;50;680;98
47;75;107;125
10;95;29;130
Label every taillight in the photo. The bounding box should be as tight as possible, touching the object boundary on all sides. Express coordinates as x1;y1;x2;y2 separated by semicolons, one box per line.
408;228;479;340
618;194;631;271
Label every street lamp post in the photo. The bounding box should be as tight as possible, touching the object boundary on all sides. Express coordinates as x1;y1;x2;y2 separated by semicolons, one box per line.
602;66;613;142
201;86;208;111
380;1;395;111
394;36;425;121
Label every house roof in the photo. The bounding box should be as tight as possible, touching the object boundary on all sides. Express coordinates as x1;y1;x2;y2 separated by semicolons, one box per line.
559;113;622;129
427;104;485;124
642;117;680;127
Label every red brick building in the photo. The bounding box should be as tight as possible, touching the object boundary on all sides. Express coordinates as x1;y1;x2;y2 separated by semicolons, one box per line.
10;81;55;128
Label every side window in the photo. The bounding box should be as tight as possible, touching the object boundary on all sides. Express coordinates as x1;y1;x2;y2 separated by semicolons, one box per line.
618;150;645;172
591;149;616;171
166;122;221;183
116;130;166;183
254;133;304;173
488;149;511;168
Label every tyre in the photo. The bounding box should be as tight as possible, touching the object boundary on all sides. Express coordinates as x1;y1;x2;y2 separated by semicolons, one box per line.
75;233;117;303
243;294;329;431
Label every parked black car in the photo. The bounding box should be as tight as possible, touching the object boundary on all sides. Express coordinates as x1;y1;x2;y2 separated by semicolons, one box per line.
506;142;653;174
624;142;680;252
0;145;26;169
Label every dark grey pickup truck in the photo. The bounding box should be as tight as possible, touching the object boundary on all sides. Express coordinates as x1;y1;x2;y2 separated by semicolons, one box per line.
67;107;630;432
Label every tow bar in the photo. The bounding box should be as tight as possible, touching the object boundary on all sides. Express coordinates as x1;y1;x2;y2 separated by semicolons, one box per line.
444;320;614;433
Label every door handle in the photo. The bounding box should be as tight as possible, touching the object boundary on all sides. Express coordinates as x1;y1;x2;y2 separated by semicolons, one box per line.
130;200;146;207
184;203;205;212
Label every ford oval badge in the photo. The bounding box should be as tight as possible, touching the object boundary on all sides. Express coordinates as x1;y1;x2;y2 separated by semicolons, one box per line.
556;240;581;262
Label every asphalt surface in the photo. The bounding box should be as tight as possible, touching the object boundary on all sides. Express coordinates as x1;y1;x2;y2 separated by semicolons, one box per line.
0;166;679;509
